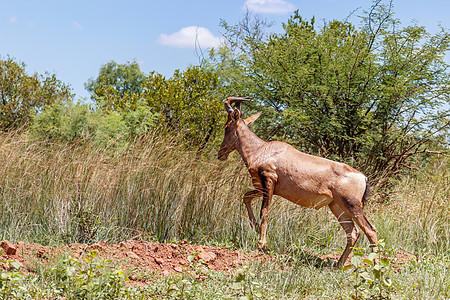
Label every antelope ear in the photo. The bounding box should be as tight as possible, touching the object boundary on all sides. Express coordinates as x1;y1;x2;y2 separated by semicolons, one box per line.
244;111;262;126
231;108;241;122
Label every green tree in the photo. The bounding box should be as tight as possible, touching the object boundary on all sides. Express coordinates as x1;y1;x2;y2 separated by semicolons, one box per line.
85;60;145;112
142;66;225;148
0;56;72;130
86;61;225;148
210;3;450;184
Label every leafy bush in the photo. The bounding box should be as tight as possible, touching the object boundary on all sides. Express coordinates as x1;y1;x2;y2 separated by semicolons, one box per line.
44;251;130;299
30;101;158;145
142;66;225;147
0;56;72;131
30;102;97;142
86;62;226;148
344;241;394;299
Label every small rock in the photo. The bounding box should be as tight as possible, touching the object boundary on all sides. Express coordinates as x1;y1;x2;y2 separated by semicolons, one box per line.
174;266;183;273
129;274;137;281
37;247;46;258
0;241;17;255
198;251;216;262
126;251;140;260
88;241;106;251
154;257;164;265
119;241;129;249
72;249;84;258
88;244;101;250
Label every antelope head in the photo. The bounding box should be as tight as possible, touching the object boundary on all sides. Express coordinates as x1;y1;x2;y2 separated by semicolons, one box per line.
218;97;261;160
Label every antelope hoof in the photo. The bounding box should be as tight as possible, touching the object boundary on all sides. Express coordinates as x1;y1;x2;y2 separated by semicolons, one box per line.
333;259;345;269
256;243;270;253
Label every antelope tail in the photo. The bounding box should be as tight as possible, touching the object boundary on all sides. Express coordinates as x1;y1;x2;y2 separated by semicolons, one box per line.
362;179;370;207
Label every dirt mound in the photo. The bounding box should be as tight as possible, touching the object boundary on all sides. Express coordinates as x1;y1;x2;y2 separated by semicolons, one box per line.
0;240;264;277
1;240;416;280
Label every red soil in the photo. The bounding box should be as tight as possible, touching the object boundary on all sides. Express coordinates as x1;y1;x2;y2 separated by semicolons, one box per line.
0;240;266;278
0;240;416;281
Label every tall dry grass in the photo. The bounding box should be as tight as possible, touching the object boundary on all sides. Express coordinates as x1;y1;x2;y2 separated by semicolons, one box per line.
372;157;449;256
0;131;246;245
0;130;448;259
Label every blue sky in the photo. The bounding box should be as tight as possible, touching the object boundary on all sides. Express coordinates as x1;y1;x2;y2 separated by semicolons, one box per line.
1;0;450;100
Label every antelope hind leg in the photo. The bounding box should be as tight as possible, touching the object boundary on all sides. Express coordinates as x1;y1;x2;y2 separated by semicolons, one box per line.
335;196;379;264
328;201;361;268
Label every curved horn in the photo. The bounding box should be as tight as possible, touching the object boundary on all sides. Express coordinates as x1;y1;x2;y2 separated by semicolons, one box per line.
224;97;253;114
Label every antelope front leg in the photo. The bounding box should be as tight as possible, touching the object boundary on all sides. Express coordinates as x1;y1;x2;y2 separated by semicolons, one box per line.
243;190;263;233
257;175;275;251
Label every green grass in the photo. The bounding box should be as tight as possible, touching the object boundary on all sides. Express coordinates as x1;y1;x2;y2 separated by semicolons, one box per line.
1;247;448;299
0;130;448;299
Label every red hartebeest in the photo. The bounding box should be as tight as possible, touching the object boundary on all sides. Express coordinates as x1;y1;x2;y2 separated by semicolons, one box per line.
218;97;378;267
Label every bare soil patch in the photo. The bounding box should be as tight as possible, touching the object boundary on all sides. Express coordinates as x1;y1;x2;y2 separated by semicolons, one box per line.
0;240;416;279
0;240;266;277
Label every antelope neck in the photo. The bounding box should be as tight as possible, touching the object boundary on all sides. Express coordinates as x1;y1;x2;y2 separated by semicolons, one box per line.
235;120;266;167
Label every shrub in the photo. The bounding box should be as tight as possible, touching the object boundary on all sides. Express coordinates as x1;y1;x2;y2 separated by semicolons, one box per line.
0;56;72;131
30;101;158;146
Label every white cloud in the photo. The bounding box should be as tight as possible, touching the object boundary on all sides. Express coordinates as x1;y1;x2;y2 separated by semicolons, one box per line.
8;16;18;23
244;0;296;14
72;21;83;30
157;26;223;49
